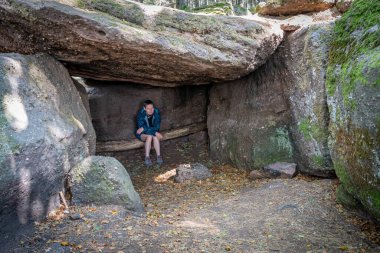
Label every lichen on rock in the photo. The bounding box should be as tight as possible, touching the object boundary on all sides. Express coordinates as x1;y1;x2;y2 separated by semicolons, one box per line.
327;0;380;220
0;0;283;86
70;156;144;212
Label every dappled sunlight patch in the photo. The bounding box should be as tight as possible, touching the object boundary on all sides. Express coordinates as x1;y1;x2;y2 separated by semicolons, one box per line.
2;57;29;132
3;57;23;80
71;116;86;133
47;121;71;143
177;219;220;234
3;94;28;132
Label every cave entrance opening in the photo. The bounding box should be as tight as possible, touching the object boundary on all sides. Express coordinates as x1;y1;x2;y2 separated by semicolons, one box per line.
74;77;212;169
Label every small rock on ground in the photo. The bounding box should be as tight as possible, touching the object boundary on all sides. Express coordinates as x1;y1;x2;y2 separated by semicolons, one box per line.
174;163;212;183
263;162;297;179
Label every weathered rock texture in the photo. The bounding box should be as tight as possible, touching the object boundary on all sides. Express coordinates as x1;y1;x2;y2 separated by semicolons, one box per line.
149;0;258;10
208;49;294;170
0;53;95;241
86;80;208;142
249;163;296;179
283;23;335;177
263;162;297;179
335;184;362;209
258;0;335;16
326;0;380;220
174;163;212;183
70;156;143;212
249;170;270;180
0;0;283;86
72;77;92;117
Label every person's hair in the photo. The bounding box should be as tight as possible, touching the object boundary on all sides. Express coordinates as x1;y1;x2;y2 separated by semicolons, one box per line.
143;99;154;108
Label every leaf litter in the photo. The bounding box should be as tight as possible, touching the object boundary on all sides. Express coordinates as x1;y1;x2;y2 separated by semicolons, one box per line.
19;140;380;252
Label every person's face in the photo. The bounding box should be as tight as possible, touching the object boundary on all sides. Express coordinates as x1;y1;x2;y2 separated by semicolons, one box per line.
145;104;154;116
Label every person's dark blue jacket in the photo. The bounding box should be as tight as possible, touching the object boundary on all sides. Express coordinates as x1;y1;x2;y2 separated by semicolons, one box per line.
136;107;161;137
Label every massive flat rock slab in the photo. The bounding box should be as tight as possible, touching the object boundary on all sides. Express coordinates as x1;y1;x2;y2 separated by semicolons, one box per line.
0;0;283;86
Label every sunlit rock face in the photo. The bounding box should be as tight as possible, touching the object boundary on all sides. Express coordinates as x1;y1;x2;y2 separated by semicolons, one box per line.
0;53;95;242
0;0;283;86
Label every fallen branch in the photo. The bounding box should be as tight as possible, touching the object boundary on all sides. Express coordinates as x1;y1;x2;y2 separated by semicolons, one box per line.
96;122;207;152
59;191;69;210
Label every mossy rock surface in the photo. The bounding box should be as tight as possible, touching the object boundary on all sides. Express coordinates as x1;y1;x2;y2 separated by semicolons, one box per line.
336;184;361;209
284;24;335;177
327;0;380;221
70;156;144;212
208;49;295;170
0;52;95;242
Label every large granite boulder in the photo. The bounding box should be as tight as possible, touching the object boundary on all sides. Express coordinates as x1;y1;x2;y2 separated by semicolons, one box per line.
207;50;295;169
283;23;335;177
70;156;143;212
85;80;207;141
0;53;95;241
257;0;335;16
326;0;380;220
0;0;283;86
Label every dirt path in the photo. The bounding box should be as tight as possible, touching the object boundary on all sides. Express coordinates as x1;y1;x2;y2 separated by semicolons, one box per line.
15;141;380;253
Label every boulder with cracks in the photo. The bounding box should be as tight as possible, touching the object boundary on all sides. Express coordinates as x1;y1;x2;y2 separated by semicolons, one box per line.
0;0;283;86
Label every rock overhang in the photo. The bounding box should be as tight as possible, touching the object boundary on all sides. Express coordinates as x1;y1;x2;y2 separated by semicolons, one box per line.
0;0;284;87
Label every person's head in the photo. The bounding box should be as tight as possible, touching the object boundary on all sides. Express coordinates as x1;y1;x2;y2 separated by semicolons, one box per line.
143;100;154;116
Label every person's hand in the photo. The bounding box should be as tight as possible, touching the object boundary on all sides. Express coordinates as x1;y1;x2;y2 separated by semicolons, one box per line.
155;132;163;139
137;127;144;134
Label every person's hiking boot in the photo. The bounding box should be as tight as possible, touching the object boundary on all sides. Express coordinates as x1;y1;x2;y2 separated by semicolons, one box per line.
156;156;164;165
145;157;153;167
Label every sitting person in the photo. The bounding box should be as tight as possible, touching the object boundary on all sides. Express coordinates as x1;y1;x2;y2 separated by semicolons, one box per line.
135;100;163;166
